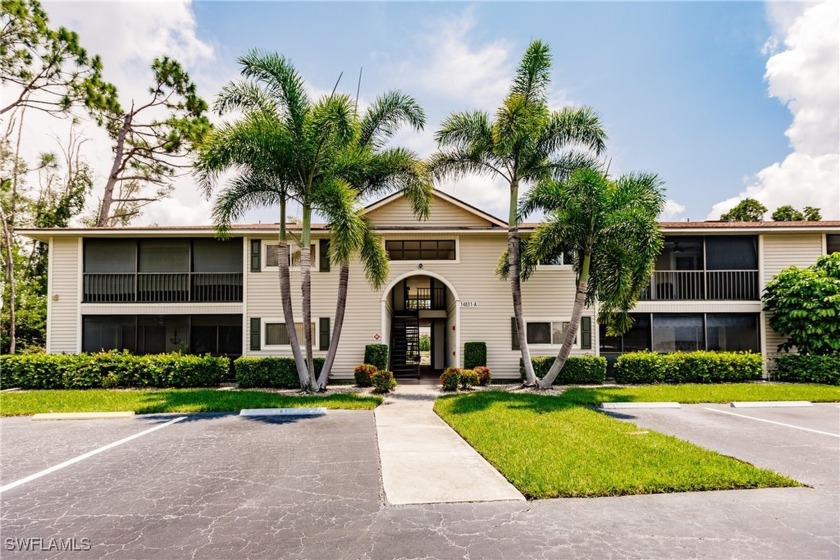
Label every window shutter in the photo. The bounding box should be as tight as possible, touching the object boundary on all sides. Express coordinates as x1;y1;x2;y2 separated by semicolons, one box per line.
319;239;330;272
580;316;592;350
250;318;261;350
319;317;330;351
511;317;520;350
250;240;261;272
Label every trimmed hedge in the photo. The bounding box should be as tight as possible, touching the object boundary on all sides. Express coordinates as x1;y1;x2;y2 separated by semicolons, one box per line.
354;364;377;387
463;342;487;370
0;352;227;390
364;344;389;372
440;367;461;391
519;355;607;385
235;357;325;389
613;351;763;384
774;354;840;385
371;370;397;393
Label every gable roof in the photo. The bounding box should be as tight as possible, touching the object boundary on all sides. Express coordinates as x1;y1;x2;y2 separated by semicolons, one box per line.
362;189;508;229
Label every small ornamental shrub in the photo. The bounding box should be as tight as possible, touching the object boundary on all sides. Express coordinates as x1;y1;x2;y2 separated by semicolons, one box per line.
613;351;763;384
440;367;461;391
354;364;378;387
774;354;840;385
463;342;487;370
370;370;396;393
235;357;325;388
519;355;607;385
474;366;492;386
364;344;389;372
459;369;479;390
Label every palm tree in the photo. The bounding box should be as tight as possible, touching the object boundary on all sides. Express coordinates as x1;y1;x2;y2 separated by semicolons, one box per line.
519;166;665;389
429;40;607;386
315;91;433;388
198;50;359;391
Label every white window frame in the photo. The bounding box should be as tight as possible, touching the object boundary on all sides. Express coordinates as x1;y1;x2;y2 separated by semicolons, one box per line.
261;241;318;272
525;318;580;349
261;318;316;350
382;237;461;264
537;251;574;269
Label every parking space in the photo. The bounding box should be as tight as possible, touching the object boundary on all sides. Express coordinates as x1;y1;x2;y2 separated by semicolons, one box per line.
604;403;840;488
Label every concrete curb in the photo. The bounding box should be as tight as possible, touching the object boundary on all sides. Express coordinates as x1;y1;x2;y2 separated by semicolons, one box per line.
730;401;813;408
239;407;327;417
600;402;681;410
32;411;135;421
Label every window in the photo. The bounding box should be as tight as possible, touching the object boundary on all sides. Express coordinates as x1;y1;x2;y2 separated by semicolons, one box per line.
265;244;316;268
264;322;315;346
82;316;137;353
385;240;456;261
652;314;704;352
706;313;759;352
827;235;840;254
539;250;575;266
599;313;652;353
526;320;576;345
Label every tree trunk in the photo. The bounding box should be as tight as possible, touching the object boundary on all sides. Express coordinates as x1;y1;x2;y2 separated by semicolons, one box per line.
317;263;348;389
300;203;317;391
97;113;131;227
509;180;537;385
538;253;591;389
276;204;309;389
0;207;16;354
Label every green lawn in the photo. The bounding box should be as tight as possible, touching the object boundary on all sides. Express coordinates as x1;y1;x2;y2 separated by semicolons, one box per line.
0;389;382;416
561;383;840;405
434;391;797;499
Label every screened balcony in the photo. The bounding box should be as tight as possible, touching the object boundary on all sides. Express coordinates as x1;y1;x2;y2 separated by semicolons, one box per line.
640;236;759;301
83;238;243;303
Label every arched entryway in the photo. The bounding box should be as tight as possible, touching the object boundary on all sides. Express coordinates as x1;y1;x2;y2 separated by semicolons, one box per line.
381;271;460;379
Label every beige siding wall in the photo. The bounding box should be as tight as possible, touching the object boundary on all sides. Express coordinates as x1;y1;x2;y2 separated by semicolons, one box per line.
245;232;584;379
48;237;80;353
761;233;825;363
365;194;497;228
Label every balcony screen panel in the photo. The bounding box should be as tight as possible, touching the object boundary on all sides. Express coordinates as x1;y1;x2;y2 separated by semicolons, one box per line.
84;239;136;273
827;235;840;254
82;316;136;353
706;313;759;352
138;240;189;272
705;236;757;270
192;239;242;272
652;314;704;352
622;314;652;351
598;323;622;353
658;237;703;270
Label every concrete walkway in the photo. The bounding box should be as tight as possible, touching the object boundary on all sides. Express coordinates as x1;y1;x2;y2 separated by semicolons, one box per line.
374;383;525;505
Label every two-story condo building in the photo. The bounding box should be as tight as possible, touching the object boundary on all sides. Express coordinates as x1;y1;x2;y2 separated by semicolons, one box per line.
19;189;840;380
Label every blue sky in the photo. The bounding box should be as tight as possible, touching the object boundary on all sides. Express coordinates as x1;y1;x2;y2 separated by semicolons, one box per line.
36;1;840;224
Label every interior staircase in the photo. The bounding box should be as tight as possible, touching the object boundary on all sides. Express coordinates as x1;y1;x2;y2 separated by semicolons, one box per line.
390;312;421;379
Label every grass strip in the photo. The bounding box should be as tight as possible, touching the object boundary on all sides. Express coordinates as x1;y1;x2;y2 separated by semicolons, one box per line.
435;391;798;499
561;383;840;405
0;389;382;416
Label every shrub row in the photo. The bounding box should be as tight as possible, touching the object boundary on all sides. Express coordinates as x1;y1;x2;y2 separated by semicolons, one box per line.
519;355;607;385
0;352;227;390
613;351;763;384
234;357;325;388
440;366;491;391
773;354;840;385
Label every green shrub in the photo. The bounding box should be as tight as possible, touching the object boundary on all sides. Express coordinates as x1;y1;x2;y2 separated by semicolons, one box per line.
354;364;377;387
234;357;325;389
440;367;461;391
463;342;487;370
370;370;396;393
519;355;607;385
613;351;763;384
364;344;389;372
0;352;227;389
774;354;840;385
459;369;479;390
419;334;430;352
474;366;492;386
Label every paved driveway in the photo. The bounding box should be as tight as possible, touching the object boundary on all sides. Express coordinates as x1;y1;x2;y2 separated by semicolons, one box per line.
1;405;838;559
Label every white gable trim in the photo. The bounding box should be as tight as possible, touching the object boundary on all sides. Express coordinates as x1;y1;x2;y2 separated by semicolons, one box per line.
362;189;508;229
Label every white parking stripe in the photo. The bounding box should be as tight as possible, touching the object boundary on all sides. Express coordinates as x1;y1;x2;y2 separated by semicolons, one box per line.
703;408;840;438
0;416;186;494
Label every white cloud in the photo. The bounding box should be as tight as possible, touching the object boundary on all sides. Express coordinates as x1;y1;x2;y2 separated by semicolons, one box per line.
661;199;686;221
709;1;840;220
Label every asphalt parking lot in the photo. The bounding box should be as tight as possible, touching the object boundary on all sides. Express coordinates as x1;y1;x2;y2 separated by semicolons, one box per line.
1;404;838;559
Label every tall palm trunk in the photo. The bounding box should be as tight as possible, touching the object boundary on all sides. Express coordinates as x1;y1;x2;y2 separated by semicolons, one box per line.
538;252;590;388
300;203;317;391
277;205;308;389
318;263;348;389
510;180;537;385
